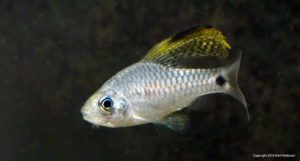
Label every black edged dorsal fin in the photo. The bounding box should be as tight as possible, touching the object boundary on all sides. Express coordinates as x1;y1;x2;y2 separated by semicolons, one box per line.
141;27;231;66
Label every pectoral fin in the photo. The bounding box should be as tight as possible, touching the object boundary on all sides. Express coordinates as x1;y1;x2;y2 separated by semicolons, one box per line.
157;112;190;134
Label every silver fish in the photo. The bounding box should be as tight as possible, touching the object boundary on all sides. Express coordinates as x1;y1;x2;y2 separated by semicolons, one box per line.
81;27;250;132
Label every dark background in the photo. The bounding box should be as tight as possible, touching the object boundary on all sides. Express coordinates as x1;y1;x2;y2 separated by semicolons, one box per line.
0;0;299;161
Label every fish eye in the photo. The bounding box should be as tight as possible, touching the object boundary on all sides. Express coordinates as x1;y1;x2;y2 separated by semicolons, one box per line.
99;97;114;112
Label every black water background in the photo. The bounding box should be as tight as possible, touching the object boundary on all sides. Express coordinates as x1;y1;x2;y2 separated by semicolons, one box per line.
0;0;299;161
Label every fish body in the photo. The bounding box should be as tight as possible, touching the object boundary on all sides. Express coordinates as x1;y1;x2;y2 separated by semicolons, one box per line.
81;27;249;132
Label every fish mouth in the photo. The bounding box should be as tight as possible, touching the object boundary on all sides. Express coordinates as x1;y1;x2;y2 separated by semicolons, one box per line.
81;114;98;125
83;114;118;128
81;113;113;127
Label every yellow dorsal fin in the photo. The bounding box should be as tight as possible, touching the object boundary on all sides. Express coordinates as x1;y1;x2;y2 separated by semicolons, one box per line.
141;27;231;65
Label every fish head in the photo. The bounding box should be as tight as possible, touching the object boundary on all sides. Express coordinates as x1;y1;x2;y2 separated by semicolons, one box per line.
81;88;132;127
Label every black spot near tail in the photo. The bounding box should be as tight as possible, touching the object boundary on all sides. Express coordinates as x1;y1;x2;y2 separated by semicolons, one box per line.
216;75;226;86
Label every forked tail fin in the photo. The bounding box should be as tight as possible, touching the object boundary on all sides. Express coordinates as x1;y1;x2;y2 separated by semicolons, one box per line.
222;51;250;121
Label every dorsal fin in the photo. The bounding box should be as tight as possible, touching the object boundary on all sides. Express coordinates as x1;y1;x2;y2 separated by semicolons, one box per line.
141;27;231;66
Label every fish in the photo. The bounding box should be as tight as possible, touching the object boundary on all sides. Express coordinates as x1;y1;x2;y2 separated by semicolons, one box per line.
80;27;250;133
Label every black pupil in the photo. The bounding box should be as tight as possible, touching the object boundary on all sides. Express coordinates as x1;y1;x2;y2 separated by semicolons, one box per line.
103;99;112;108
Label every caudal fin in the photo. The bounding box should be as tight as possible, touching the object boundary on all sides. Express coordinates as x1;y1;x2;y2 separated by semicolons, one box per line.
221;51;250;121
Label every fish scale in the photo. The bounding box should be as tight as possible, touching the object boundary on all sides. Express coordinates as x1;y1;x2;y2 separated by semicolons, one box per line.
106;62;220;120
81;27;249;132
